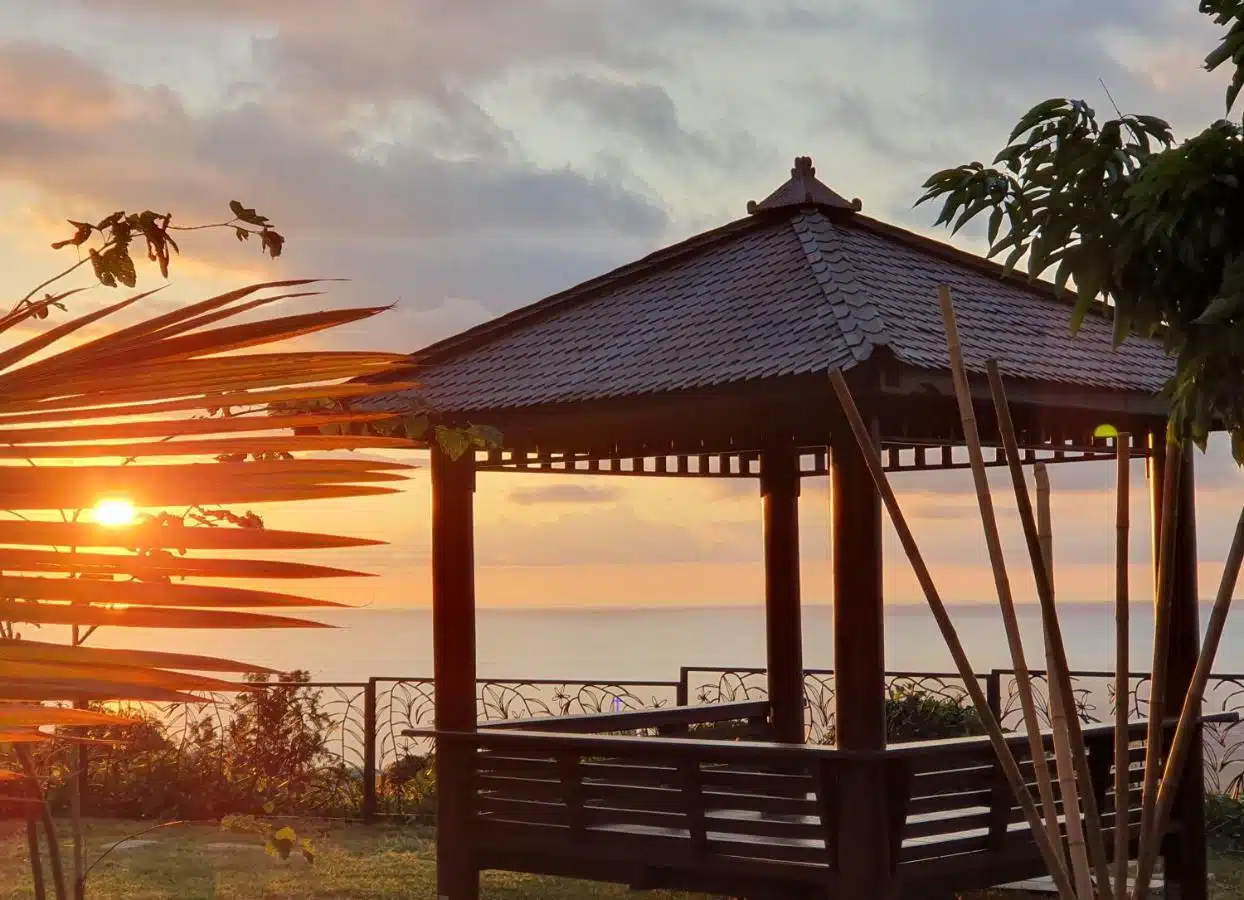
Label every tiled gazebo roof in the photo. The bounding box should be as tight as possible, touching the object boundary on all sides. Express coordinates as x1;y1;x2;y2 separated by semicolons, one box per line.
370;157;1172;416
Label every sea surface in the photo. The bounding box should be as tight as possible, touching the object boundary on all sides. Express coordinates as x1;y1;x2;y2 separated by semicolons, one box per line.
51;602;1244;684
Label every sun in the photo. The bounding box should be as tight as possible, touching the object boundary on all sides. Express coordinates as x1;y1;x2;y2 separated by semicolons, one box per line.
93;498;136;527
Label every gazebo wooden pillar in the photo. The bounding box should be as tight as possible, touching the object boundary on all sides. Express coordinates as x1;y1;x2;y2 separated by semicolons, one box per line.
761;444;804;743
430;446;479;900
1154;443;1206;900
830;419;892;897
831;421;886;751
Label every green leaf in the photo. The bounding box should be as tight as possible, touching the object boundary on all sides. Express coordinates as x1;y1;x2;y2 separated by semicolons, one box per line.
987;207;1004;245
468;424;504;448
89;248;116;289
104;245;138;289
1069;291;1094;336
1194;293;1244;324
434;425;472;461
229;201;270;227
403;414;430;439
1008;98;1069;143
259;229;284;259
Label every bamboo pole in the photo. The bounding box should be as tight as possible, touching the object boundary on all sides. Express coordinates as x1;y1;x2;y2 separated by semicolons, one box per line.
828;369;1077;898
1037;463;1093;900
1137;445;1182;871
1131;505;1244;899
1113;436;1131;900
937;286;1064;869
986;360;1113;900
17;745;66;900
24;779;47;900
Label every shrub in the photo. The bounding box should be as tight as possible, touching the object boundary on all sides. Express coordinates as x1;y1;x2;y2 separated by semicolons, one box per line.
884;686;986;743
380;752;436;821
818;685;986;745
2;671;355;821
1206;791;1244;853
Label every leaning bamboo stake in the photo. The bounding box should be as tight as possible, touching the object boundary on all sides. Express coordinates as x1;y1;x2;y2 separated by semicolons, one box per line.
1036;463;1094;900
17;745;66;900
937;286;1064;867
828;369;1077;898
1131;505;1244;899
986;360;1113;900
1137;446;1182;869
1113;436;1131;900
24;779;47;900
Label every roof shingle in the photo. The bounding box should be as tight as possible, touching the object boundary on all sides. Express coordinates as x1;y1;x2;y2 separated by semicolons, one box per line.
372;162;1173;415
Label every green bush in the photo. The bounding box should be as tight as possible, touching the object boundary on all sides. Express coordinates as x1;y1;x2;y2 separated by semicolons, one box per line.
380;752;436;821
885;686;986;743
0;670;358;821
1207;791;1244;852
818;686;985;745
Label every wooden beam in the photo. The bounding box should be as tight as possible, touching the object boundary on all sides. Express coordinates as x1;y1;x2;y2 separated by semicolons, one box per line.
832;425;885;752
431;446;479;900
761;445;803;744
473;445;1135;479
1161;446;1207;900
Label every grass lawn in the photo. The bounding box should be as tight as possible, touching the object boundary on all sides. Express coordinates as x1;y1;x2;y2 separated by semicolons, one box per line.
3;818;1244;899
0;818;706;900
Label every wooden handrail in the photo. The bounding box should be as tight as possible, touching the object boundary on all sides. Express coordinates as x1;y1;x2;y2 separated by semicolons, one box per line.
474;699;769;734
883;711;1238;760
409;712;1238;766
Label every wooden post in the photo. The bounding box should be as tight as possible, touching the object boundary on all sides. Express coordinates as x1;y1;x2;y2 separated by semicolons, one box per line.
1161;448;1206;900
761;444;805;744
1115;436;1131;900
831;425;885;752
1148;435;1167;596
829;418;891;899
363;678;378;824
828;370;1077;898
431;446;479;900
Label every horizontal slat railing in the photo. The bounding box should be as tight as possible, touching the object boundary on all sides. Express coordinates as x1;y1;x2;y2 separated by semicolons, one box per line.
428;726;895;890
893;713;1237;894
418;712;1237;897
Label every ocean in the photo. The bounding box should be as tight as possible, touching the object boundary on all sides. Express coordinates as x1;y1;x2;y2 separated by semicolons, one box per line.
59;601;1244;684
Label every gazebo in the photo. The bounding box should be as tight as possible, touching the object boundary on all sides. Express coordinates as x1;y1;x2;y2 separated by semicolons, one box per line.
372;158;1209;900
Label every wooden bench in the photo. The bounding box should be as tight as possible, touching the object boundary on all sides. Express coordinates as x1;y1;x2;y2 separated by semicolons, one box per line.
418;712;1237;900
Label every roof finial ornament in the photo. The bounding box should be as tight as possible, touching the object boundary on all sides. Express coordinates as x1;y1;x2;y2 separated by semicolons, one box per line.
747;154;863;217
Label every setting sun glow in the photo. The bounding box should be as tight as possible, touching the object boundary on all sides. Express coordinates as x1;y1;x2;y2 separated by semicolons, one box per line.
94;499;136;527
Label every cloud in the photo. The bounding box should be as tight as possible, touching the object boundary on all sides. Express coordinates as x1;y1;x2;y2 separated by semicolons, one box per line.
0;38;668;348
508;484;624;507
476;505;757;567
545;74;759;170
0;41;120;130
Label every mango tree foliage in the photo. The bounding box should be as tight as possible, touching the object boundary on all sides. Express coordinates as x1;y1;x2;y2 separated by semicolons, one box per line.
915;0;1244;458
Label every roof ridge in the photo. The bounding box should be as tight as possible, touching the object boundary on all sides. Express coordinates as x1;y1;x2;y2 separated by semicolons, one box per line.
788;209;887;365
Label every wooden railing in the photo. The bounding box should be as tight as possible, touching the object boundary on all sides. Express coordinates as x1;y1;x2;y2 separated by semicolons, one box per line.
424;712;1237;900
477;699;771;739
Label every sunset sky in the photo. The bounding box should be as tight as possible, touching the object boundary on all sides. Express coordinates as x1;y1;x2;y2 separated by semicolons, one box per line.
2;1;1241;609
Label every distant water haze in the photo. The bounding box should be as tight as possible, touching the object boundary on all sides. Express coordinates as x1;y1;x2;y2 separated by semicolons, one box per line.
46;602;1244;683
